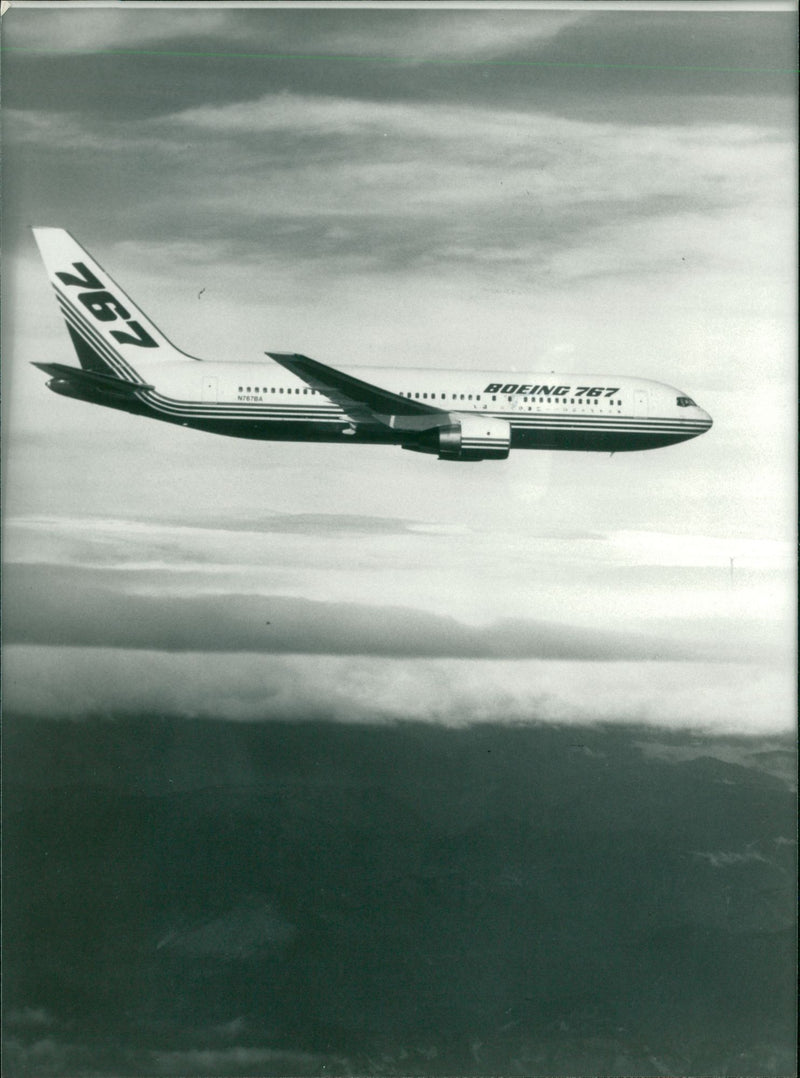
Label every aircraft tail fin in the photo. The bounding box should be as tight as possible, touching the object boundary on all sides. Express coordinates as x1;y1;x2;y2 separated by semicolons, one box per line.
32;228;200;381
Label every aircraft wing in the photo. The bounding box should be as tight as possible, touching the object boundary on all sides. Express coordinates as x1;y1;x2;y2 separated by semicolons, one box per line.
266;351;443;427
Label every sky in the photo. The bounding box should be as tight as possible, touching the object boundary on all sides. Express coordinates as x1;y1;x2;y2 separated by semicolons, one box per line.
1;1;797;734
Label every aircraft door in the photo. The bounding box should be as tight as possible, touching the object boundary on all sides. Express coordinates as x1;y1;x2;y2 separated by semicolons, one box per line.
201;377;218;403
634;390;648;417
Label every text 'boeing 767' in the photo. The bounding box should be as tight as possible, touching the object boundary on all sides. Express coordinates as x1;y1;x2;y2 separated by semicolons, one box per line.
32;229;712;462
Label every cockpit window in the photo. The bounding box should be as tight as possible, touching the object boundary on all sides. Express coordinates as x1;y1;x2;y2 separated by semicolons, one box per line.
676;396;695;408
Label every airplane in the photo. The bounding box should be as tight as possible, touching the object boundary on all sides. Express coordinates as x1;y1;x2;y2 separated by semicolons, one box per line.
31;228;713;461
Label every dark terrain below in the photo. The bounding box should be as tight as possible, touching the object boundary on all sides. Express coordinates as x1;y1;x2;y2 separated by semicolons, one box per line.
3;716;796;1077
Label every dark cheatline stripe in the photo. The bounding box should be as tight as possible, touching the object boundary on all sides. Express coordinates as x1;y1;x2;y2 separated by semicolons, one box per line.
147;389;343;413
144;390;344;421
511;424;705;434
56;289;141;383
510;420;708;429
500;412;706;426
148;404;344;423
506;415;707;432
506;414;707;423
57;298;125;375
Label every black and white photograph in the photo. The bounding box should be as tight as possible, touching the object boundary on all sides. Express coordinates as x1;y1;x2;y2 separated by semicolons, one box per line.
1;2;796;1075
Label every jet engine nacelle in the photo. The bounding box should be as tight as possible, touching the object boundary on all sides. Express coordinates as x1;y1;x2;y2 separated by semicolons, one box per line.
404;414;511;461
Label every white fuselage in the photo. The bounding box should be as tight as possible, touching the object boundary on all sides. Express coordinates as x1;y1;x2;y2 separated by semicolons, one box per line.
126;359;712;453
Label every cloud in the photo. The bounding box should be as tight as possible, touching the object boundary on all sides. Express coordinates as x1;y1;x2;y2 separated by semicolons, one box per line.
143;1046;350;1078
4;560;723;662
156;895;296;957
691;849;769;869
2;647;794;736
500;11;797;99
3;515;792;673
4;1008;57;1030
5;84;791;298
4;10;794;125
4;8;578;62
2;1036;345;1078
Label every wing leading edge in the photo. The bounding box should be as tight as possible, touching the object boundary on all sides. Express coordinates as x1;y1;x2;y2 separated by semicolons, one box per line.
266;351;443;427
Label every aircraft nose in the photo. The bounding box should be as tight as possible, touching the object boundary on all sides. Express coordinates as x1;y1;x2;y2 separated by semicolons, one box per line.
697;407;713;431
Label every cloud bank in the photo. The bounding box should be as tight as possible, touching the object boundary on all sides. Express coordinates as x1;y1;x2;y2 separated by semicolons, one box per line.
3;646;794;736
2;508;792;736
3;560;746;663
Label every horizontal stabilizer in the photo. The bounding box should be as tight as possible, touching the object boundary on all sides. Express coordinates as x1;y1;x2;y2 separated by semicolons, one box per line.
32;361;154;396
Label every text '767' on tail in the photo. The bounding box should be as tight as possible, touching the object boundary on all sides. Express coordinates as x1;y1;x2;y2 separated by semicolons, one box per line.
32;227;199;382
